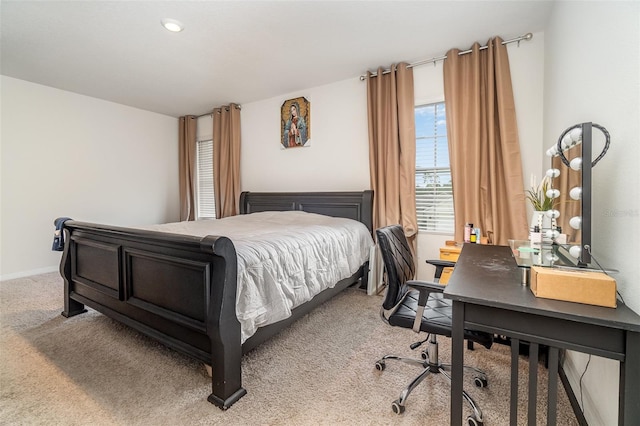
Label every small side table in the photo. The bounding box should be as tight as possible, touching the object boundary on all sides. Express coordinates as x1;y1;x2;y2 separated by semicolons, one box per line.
437;245;461;284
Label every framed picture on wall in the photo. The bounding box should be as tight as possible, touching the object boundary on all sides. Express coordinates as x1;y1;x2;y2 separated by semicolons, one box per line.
281;97;310;149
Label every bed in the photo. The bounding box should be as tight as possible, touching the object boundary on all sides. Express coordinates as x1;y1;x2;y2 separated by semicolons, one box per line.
56;190;374;409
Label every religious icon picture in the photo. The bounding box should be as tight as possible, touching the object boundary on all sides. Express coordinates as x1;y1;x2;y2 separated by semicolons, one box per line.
281;97;310;149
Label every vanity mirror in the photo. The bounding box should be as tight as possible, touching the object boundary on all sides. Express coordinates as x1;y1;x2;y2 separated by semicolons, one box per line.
545;121;610;267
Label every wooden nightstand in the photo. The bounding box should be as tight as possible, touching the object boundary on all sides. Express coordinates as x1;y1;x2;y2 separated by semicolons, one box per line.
438;245;461;284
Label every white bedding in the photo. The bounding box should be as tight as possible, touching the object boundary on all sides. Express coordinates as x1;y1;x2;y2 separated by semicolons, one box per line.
139;211;374;343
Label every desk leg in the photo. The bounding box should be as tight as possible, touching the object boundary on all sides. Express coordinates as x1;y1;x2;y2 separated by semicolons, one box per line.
620;331;640;425
451;301;464;426
528;342;539;425
547;347;559;426
510;339;519;425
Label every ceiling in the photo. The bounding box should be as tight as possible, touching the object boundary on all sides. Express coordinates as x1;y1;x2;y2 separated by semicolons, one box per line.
1;1;554;118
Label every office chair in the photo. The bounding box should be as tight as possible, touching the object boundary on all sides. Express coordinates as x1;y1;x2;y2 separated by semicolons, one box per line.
374;225;493;425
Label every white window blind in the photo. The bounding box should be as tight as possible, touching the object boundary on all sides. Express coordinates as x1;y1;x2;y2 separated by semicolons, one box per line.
196;139;216;219
415;102;454;233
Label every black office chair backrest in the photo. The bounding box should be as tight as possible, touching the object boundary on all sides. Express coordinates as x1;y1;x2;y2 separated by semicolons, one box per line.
376;225;415;311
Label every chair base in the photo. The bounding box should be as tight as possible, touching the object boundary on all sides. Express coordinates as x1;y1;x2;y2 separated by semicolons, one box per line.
375;337;487;425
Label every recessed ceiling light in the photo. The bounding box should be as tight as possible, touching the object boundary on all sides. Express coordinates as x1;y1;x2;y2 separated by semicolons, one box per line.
161;18;184;32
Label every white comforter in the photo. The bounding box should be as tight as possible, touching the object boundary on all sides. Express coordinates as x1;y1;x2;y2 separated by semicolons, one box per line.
139;211;374;343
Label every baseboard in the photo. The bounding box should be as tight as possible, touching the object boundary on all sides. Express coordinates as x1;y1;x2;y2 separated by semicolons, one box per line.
0;266;58;282
559;364;588;426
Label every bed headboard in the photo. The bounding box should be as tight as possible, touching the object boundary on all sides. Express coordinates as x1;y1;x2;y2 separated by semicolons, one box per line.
239;190;374;235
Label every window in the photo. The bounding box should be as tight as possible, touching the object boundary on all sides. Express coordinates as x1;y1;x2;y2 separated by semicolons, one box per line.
196;139;216;219
415;102;454;233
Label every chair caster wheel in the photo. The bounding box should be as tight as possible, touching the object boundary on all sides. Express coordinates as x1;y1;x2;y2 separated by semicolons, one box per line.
467;415;483;426
375;361;386;371
392;400;405;414
474;376;488;388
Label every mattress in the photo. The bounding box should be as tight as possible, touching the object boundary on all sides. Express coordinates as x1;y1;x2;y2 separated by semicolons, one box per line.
139;211;374;342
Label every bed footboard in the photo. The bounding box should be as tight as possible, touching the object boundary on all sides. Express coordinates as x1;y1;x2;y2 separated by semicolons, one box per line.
58;220;246;409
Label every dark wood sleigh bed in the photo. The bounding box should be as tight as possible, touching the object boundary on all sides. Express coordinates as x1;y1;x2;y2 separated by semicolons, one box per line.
56;190;373;410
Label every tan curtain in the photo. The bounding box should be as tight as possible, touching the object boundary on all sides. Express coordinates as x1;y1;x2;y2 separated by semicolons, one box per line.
213;103;242;218
443;37;528;245
367;63;417;246
178;115;197;221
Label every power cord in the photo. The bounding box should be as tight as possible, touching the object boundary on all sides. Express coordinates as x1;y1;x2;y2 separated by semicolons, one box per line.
579;354;592;413
564;245;611;417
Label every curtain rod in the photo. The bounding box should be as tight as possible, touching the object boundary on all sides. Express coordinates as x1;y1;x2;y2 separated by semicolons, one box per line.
360;32;533;81
194;104;242;118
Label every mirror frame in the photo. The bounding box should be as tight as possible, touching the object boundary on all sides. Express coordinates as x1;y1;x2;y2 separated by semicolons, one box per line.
554;122;604;267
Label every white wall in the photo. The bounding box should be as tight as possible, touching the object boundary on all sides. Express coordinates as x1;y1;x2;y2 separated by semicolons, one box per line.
0;76;179;280
543;2;640;425
241;77;370;192
240;34;545;281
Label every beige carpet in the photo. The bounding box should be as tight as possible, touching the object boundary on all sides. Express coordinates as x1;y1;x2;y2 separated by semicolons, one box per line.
0;273;578;425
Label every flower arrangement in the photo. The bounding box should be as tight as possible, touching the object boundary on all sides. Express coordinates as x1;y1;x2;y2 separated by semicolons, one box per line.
526;175;555;211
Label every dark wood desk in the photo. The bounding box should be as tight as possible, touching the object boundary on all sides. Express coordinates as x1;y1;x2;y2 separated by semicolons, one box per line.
444;244;640;426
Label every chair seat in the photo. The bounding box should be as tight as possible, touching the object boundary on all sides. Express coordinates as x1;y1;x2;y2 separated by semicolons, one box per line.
388;290;493;349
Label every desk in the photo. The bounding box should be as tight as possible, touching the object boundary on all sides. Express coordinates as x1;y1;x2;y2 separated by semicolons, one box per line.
444;244;640;426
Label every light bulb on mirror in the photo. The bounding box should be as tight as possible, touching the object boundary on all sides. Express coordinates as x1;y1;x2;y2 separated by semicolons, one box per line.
569;245;582;259
569;127;583;143
546;209;560;219
545;229;559;240
561;133;572;150
546;145;559;157
546;168;560;178
569;216;581;230
569;186;582;200
545;252;559;263
546;188;560;199
570;157;583;171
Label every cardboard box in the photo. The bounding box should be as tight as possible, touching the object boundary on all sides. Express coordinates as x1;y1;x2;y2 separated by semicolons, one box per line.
530;266;617;308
